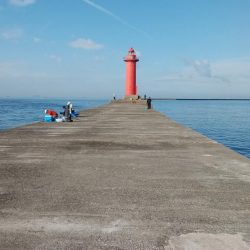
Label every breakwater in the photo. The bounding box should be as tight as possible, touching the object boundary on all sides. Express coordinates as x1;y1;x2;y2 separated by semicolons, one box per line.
0;102;249;249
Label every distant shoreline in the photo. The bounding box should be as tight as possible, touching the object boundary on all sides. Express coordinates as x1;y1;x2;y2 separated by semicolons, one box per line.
152;98;250;101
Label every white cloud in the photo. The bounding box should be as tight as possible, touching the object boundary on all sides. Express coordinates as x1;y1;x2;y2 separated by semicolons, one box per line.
0;62;20;77
1;29;23;40
49;54;62;63
0;61;46;79
0;61;60;98
212;57;250;80
158;57;250;86
70;38;103;50
9;0;36;7
33;37;41;43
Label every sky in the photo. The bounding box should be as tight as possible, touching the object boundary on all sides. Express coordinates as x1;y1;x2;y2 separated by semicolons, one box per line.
0;0;250;99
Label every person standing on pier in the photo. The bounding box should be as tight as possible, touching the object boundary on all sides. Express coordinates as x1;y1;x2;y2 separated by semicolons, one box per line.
147;97;152;109
64;101;73;122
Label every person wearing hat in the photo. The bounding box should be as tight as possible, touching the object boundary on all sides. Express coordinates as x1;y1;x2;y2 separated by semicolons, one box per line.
65;101;73;122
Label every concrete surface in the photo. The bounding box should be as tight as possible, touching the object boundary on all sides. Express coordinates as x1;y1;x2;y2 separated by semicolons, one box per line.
0;102;249;250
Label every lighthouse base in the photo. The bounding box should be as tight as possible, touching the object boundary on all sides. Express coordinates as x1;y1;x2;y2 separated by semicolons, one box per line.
112;95;146;104
124;95;140;100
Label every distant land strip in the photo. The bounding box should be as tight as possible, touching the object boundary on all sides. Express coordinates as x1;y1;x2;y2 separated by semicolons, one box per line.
152;98;250;101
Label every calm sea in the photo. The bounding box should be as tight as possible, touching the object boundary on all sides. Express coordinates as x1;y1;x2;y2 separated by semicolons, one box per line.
0;99;249;159
0;98;108;131
153;100;250;159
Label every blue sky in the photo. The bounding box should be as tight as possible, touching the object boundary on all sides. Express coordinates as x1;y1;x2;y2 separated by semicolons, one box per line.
0;0;250;98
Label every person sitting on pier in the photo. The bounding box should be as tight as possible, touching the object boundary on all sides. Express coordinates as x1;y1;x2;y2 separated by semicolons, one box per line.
45;109;58;118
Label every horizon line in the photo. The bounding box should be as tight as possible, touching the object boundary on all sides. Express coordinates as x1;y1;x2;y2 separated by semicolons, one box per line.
152;98;250;101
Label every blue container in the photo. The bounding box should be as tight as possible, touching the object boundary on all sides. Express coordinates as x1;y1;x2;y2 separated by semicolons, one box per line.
72;110;79;117
44;115;54;122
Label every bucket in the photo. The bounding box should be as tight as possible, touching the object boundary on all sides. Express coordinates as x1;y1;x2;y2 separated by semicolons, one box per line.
55;118;64;122
44;115;54;122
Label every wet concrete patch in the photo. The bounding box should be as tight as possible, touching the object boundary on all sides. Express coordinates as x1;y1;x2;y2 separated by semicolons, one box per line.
164;232;250;250
60;140;152;151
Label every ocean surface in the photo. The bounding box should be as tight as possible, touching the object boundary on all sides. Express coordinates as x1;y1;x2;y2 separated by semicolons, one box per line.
0;98;249;159
0;98;108;131
153;100;250;159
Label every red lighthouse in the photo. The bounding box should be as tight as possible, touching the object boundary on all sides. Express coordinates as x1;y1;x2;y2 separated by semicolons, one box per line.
124;48;139;97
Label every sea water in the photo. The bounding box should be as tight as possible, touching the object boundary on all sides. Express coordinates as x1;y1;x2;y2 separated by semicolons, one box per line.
153;100;250;159
0;98;108;131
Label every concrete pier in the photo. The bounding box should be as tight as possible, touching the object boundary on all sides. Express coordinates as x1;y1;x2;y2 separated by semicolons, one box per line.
0;102;249;249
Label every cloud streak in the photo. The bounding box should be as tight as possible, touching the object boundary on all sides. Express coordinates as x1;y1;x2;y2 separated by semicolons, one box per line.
1;29;23;40
82;0;149;38
0;61;47;79
9;0;36;7
49;55;62;63
33;37;41;43
184;59;212;78
70;38;103;50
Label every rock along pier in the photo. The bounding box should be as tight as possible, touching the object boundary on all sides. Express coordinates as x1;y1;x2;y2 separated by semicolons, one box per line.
0;102;250;249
